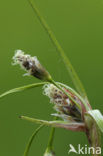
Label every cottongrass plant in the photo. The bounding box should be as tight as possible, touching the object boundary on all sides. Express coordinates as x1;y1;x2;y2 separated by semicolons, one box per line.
0;0;103;156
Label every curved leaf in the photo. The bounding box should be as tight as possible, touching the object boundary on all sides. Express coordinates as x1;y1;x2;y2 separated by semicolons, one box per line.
28;0;89;102
23;125;44;156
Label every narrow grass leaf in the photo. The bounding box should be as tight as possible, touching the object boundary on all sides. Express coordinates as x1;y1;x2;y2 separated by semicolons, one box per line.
0;82;46;99
28;0;89;102
23;125;44;156
20;116;85;131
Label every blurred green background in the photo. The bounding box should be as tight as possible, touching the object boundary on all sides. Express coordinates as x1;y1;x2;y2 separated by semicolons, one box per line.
0;0;103;155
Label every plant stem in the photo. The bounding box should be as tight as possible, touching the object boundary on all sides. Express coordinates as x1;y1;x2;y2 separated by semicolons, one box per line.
47;117;57;150
47;127;55;149
44;117;57;155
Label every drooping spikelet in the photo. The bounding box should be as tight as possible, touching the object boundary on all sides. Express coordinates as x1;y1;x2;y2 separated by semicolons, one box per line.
43;84;82;122
12;50;51;81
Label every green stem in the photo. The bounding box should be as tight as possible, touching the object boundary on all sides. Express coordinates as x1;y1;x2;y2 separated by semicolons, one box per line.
47;117;57;150
47;127;55;149
27;0;89;102
23;125;44;156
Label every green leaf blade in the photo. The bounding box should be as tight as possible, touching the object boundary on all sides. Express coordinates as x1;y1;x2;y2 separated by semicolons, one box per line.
28;0;89;102
20;115;85;132
0;82;46;99
23;125;44;156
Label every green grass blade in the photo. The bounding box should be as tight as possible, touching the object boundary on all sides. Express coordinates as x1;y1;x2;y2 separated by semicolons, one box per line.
23;125;44;156
28;0;88;101
20;115;85;132
0;82;46;99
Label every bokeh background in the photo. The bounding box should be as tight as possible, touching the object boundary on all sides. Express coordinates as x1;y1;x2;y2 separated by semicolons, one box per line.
0;0;103;155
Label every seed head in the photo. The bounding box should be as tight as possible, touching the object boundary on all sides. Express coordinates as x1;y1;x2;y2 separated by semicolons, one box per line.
12;50;51;81
43;84;82;122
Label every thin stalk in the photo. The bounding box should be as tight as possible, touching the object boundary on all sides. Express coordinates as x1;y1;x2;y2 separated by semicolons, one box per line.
44;117;57;155
47;117;57;149
23;125;44;156
27;0;89;102
47;127;55;149
44;126;56;156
